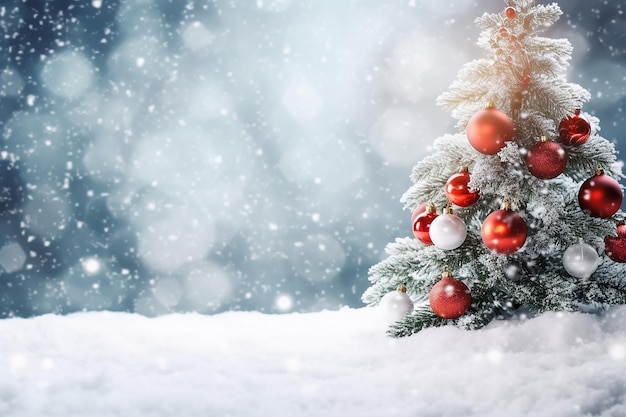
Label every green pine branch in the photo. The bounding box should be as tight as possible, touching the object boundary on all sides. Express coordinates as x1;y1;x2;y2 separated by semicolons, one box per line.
386;305;447;337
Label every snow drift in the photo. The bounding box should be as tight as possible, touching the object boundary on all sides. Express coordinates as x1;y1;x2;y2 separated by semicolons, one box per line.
2;307;626;417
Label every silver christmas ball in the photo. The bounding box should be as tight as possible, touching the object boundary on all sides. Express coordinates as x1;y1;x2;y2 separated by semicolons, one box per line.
563;243;600;279
380;289;414;323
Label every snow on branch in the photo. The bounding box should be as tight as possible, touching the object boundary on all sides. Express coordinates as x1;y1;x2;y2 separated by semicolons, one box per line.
530;3;563;30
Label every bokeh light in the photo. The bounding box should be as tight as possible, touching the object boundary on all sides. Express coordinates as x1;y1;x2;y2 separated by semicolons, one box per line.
0;0;623;317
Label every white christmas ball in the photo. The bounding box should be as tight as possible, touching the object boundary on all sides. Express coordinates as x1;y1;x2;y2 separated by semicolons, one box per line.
563;243;600;279
429;213;467;250
380;290;414;323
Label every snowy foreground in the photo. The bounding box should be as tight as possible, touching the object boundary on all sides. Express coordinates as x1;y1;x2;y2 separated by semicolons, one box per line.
2;308;626;417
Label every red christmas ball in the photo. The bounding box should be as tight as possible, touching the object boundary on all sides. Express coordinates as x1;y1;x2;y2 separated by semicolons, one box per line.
413;204;438;245
505;7;517;19
445;168;479;207
410;203;427;226
578;170;623;218
466;105;515;155
524;137;567;179
605;222;626;263
429;272;472;319
481;206;528;254
559;109;591;146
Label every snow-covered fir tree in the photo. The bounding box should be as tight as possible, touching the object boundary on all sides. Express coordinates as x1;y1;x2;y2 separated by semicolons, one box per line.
363;0;626;337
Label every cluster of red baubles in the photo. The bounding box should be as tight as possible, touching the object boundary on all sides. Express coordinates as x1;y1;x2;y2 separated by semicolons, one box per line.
466;104;622;217
413;196;528;256
467;105;592;178
412;105;625;320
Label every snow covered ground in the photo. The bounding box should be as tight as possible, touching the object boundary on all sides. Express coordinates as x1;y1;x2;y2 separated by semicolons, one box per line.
2;307;626;417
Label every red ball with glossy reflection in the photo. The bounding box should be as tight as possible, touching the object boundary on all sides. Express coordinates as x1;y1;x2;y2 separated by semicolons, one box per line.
445;169;479;207
413;204;438;245
481;208;528;254
578;171;623;218
505;7;517;19
559;109;591;146
466;106;515;155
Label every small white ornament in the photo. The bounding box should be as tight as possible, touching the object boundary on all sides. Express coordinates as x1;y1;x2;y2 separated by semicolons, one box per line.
563;242;600;279
429;207;467;250
380;285;414;323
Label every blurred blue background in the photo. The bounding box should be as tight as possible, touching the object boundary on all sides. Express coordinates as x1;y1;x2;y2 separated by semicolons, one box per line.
0;0;624;316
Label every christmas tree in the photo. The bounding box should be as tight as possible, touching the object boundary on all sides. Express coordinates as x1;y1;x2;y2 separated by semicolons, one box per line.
363;0;626;337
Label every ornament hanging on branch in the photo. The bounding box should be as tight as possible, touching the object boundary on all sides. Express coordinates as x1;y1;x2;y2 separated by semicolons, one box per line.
481;201;528;254
605;222;626;263
380;284;414;323
429;269;472;319
559;109;591;146
524;136;567;179
578;169;623;218
466;103;515;155
445;167;480;207
429;205;467;250
413;202;438;245
563;243;600;279
504;6;517;19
